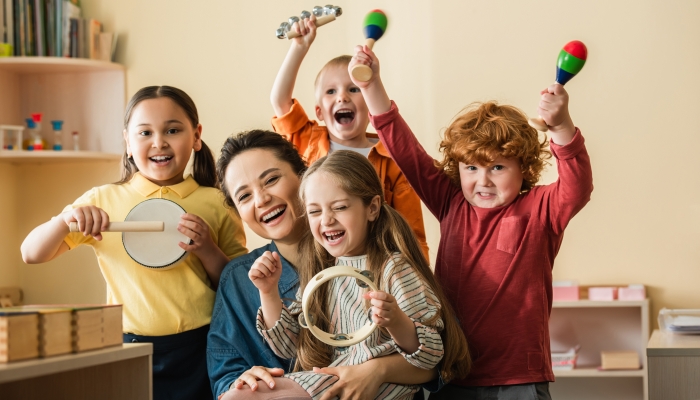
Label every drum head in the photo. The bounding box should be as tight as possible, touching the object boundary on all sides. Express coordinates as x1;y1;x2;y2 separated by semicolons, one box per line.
122;199;189;270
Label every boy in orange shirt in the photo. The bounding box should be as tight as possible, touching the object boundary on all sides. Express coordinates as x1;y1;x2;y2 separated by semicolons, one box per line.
270;16;429;258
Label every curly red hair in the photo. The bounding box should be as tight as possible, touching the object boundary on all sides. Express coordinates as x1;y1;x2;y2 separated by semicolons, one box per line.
435;101;552;192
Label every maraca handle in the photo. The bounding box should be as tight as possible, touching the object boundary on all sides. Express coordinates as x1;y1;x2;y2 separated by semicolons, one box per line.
286;14;336;39
350;39;376;82
69;221;165;233
528;117;549;132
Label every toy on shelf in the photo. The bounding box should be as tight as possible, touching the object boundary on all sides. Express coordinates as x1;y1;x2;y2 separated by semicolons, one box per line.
1;125;24;150
529;40;588;132
51;120;64;150
72;131;80;151
276;5;342;39
351;9;388;82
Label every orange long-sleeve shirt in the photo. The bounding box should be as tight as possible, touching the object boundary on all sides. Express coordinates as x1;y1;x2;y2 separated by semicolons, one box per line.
271;99;430;260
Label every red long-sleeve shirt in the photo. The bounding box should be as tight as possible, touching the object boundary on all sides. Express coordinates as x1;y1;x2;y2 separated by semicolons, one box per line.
370;101;593;386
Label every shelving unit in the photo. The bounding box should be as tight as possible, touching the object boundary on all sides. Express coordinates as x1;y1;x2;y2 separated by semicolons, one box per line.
549;299;650;400
0;57;125;305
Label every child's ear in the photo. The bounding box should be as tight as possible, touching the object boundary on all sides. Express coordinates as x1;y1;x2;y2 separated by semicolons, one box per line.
368;195;382;221
193;124;203;151
315;105;325;121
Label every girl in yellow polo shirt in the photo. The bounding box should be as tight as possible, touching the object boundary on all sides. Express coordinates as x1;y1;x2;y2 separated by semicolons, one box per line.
21;86;247;400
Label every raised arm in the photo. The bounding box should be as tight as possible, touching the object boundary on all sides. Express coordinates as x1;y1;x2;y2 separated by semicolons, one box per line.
536;83;576;145
348;45;391;115
270;17;318;117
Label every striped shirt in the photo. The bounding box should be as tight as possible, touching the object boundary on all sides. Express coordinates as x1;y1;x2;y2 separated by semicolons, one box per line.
257;254;444;400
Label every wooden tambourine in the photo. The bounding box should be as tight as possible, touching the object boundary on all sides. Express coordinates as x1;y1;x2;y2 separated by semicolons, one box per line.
299;265;378;347
70;198;190;270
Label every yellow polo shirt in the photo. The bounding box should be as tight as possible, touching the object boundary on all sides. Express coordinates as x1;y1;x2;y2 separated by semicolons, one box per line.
63;173;247;336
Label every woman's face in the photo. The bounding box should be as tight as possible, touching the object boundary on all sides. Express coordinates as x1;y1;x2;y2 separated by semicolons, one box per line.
224;149;304;244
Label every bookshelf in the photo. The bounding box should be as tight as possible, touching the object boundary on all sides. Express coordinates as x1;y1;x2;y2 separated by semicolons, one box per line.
0;57;125;158
0;57;124;305
549;299;650;400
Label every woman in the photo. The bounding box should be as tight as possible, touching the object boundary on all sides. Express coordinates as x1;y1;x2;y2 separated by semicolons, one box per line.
207;130;438;400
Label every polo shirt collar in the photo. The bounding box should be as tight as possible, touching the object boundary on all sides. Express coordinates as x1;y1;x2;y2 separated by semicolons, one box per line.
129;172;200;199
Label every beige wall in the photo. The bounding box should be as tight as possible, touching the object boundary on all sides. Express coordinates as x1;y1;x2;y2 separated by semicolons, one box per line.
15;0;697;321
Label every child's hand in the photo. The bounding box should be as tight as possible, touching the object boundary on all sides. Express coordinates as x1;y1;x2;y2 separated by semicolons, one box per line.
249;251;283;295
537;83;575;136
349;45;381;88
60;206;110;241
290;15;317;50
362;290;406;330
177;213;217;256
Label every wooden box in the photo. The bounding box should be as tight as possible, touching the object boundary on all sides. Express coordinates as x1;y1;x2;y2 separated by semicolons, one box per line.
0;311;39;362
600;350;640;370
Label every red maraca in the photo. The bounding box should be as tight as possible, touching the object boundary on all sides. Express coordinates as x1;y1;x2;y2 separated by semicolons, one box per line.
350;9;388;82
529;40;588;132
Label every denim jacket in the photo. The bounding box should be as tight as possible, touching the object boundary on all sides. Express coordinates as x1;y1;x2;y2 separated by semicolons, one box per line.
206;242;299;399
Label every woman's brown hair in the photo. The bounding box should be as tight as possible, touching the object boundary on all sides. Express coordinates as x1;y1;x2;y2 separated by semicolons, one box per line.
296;150;471;383
116;86;217;187
435;101;552;192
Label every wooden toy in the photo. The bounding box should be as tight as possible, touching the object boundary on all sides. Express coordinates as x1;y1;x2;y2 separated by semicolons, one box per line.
529;40;587;132
0;310;39;362
276;5;342;39
300;265;378;347
351;9;388;82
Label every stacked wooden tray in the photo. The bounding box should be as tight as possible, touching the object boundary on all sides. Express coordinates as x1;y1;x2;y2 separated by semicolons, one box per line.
0;304;122;362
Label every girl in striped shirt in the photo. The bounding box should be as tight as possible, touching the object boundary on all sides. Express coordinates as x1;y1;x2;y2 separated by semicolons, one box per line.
247;150;471;400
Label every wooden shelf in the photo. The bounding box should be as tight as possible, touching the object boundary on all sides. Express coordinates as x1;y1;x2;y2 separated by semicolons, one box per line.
0;150;121;163
554;367;645;378
0;343;151;384
0;57;124;74
553;299;648;308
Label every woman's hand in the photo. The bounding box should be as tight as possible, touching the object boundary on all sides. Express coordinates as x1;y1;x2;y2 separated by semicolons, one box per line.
223;366;285;398
60;206;110;241
315;361;383;400
249;251;284;295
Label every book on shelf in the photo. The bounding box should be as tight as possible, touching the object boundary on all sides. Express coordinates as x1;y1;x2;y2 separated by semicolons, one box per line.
0;310;40;362
3;0;115;59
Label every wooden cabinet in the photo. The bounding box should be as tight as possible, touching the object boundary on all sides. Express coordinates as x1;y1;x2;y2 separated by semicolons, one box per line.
647;329;700;400
549;299;650;400
0;343;152;399
0;57;124;305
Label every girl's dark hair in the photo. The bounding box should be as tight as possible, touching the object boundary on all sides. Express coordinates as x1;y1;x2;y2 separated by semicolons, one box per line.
296;150;471;382
116;85;217;187
216;129;307;210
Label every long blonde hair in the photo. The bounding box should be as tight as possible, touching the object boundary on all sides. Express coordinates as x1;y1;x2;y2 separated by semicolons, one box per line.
296;150;471;382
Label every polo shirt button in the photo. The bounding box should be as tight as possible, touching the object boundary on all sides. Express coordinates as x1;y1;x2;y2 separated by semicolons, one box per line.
162;188;169;194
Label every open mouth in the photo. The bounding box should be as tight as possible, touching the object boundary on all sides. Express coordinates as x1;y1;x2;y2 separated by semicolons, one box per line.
334;109;355;125
149;155;173;164
323;230;345;243
261;206;286;223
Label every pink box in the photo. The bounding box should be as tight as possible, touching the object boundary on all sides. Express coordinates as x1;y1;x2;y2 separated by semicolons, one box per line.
553;286;580;301
588;287;618;301
618;285;646;301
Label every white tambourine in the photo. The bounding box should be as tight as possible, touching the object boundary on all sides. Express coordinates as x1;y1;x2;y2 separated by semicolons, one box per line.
299;265;378;347
121;198;190;270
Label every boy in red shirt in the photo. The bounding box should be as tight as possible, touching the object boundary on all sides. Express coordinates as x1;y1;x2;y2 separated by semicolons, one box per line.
349;45;593;399
270;17;429;259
